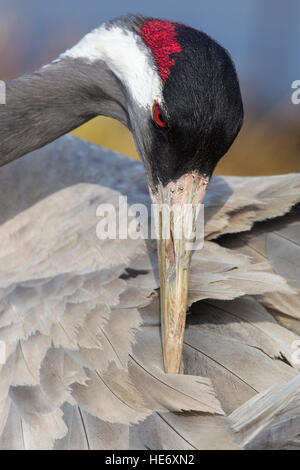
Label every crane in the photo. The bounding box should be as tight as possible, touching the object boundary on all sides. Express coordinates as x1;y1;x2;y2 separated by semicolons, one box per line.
0;15;299;449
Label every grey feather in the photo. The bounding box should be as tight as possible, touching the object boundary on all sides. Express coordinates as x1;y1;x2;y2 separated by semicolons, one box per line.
0;136;299;449
229;375;300;450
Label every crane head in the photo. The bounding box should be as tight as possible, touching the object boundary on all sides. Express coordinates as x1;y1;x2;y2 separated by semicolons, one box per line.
9;14;244;374
135;17;243;373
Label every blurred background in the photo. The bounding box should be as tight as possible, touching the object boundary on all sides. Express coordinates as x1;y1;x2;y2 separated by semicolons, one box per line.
1;0;300;175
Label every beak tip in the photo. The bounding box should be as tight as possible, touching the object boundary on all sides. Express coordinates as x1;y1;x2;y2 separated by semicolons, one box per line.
163;342;184;374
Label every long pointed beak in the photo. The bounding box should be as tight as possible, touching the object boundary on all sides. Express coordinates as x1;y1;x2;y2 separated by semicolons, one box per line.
150;173;208;373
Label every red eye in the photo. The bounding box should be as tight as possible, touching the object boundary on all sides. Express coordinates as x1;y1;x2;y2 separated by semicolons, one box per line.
153;103;167;128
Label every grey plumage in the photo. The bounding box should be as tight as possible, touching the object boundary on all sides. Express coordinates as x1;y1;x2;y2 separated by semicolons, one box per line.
0;136;299;449
0;59;129;166
229;375;300;449
220;205;300;335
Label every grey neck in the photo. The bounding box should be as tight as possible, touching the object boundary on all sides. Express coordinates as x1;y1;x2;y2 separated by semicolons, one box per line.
0;58;129;166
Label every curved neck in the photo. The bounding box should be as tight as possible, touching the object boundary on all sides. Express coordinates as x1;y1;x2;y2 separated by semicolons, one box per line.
0;58;128;166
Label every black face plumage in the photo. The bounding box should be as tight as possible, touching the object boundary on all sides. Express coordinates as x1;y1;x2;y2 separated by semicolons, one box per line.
146;23;244;186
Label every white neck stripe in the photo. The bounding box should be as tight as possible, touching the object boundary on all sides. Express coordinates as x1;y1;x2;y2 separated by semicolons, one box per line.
59;24;163;110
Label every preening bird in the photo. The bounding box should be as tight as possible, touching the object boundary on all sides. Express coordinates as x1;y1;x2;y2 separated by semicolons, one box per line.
0;15;299;450
0;15;243;374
